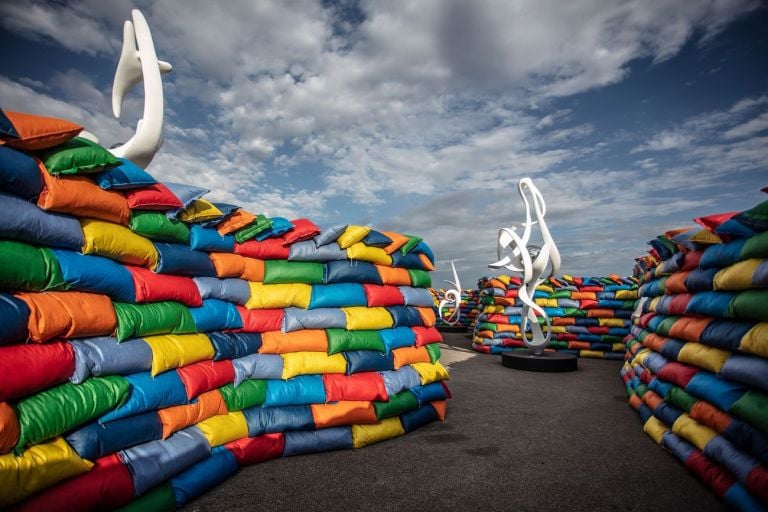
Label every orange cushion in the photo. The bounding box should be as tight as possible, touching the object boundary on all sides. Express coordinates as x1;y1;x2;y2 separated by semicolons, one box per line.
18;291;117;343
375;265;411;286
216;210;256;235
156;389;227;439
260;330;328;354
209;253;265;282
311;401;377;428
381;231;409;254
0;402;19;454
0;111;82;150
38;173;130;225
392;346;431;369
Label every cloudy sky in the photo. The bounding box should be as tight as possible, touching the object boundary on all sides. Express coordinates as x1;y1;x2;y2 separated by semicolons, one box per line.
1;0;766;286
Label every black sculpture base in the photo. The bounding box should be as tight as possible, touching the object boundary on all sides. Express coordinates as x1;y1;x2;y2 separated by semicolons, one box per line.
501;349;578;372
436;325;468;333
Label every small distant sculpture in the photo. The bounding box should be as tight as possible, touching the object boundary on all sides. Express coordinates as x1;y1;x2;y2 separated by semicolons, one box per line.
438;261;462;326
489;178;561;355
109;9;172;168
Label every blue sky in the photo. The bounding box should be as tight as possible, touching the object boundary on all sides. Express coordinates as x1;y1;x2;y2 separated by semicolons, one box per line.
1;0;766;287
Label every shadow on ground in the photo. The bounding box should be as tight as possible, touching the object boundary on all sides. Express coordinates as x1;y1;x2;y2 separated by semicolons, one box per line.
184;332;725;512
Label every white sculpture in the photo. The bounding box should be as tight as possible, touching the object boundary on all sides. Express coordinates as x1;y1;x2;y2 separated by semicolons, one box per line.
438;261;462;326
489;178;561;355
109;9;172;168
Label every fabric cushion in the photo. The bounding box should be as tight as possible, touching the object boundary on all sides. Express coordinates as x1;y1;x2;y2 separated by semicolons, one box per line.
0;111;82;151
0;109;19;138
91;158;157;190
0;146;44;199
38;172;130;225
178;199;223;223
124;183;184;210
39;137;120;175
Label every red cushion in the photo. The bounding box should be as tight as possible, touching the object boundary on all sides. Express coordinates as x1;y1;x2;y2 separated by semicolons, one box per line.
225;433;284;466
282;218;320;246
235;238;291;260
684;451;733;499
177;360;235;400
412;326;442;346
657;361;700;388
124;183;184;210
322;373;387;402
14;453;134;511
694;211;738;231
127;266;203;307
363;284;404;307
236;307;284;333
0;341;74;401
0;111;82;150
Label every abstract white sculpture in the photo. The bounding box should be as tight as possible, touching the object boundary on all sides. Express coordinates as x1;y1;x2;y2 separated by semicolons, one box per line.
489;178;561;355
438;261;462;326
109;9;172;168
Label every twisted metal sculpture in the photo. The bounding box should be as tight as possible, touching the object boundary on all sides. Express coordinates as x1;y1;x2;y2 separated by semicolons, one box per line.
489;178;561;355
438;261;462;326
110;9;172;168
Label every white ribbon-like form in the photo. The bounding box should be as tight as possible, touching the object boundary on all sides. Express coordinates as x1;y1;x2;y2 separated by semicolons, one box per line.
488;178;561;355
109;9;172;169
438;261;462;325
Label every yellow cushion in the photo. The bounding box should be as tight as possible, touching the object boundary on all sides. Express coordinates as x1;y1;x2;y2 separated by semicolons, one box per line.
337;225;371;249
178;199;224;223
351;417;405;449
615;289;638;300
713;259;763;291
741;323;768;358
677;343;729;374
196;412;248;447
342;307;393;330
598;318;627;327
246;282;311;309
411;361;450;385
0;437;93;507
346;243;393;266
281;352;347;379
81;218;158;268
496;275;511;286
672;413;717;450
144;333;215;376
642;416;668;444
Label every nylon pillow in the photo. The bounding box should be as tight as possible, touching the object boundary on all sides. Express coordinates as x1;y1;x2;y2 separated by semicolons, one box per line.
0;110;82;150
38;137;120;175
91;158;157;190
0;145;43;199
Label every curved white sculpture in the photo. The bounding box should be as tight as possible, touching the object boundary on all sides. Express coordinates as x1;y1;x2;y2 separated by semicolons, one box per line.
438;261;462;326
489;178;561;355
110;9;172;168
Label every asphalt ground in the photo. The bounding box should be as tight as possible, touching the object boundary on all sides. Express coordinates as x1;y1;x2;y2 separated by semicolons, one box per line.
184;332;726;512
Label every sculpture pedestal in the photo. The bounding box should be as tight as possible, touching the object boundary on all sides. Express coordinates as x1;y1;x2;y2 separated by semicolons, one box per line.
501;349;578;372
436;326;467;334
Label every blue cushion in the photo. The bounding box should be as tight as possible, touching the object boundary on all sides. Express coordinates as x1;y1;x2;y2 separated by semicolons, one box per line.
91;158;157;190
208;332;262;361
0;292;30;344
325;260;382;285
70;336;152;383
0;108;19;138
190;299;243;332
242;404;314;437
313;224;347;247
263;375;326;407
100;371;188;423
380;366;421;396
362;230;392;247
308;283;367;309
53;250;136;302
232;353;284;385
282;307;347;332
170;446;238;507
66;412;162;460
400;403;439;433
0;145;43;198
0;191;84;249
189;225;235;252
154;243;217;276
193;277;250;305
255;217;294;241
344;350;394;374
120;427;210;496
283;427;352;456
198;203;240;228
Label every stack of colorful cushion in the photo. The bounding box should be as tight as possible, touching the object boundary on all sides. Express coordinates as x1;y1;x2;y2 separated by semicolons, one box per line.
472;274;638;359
621;198;768;511
430;288;480;331
0;109;450;509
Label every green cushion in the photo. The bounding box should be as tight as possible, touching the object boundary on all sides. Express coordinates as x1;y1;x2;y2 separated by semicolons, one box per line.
263;261;325;285
219;380;267;411
326;329;385;354
129;211;191;244
113;301;197;341
0;240;65;291
373;390;418;420
38;136;120;175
